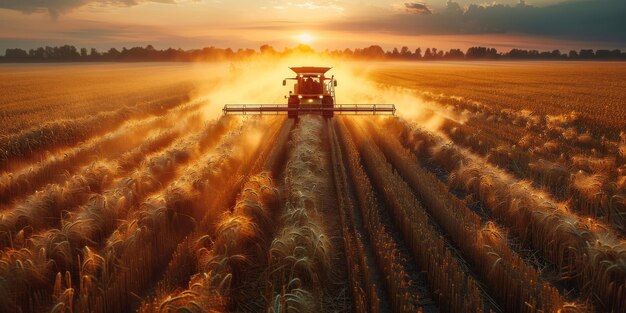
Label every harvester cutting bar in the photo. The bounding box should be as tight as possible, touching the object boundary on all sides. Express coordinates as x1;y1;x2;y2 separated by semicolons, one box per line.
223;104;396;115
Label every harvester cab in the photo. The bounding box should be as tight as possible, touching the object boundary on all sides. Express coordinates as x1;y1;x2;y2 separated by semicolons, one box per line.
285;67;335;118
223;66;396;118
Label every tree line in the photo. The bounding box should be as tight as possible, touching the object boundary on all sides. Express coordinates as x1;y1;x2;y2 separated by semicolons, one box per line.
2;44;625;62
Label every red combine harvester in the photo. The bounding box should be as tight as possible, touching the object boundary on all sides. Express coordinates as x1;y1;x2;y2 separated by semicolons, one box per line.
223;66;396;118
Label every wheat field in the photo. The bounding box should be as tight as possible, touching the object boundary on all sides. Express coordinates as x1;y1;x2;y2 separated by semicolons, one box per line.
0;60;624;313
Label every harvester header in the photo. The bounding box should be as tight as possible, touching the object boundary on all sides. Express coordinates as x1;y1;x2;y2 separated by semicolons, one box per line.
223;66;396;118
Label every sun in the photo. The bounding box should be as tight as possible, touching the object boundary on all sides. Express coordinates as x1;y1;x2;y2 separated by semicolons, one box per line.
297;33;314;44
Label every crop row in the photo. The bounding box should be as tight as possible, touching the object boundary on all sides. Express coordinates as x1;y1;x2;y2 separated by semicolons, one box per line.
0;117;266;312
415;85;625;142
69;118;273;313
343;118;490;312
390;119;625;312
266;116;332;313
335;119;421;312
0;94;192;170
363;119;577;312
0;102;203;204
140;173;279;313
140;118;290;312
433;117;626;233
0;117;206;249
1;117;217;311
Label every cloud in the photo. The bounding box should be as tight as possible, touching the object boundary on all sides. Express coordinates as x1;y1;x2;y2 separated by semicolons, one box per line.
329;0;626;43
404;2;431;15
0;0;186;19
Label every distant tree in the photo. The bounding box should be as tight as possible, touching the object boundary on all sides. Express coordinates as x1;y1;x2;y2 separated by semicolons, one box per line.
259;44;276;54
414;48;422;59
294;44;314;54
539;51;552;58
466;47;499;59
611;49;622;58
56;45;80;60
106;48;121;59
424;48;433;59
236;48;256;59
446;49;464;59
45;46;54;58
2;43;625;63
400;46;412;59
29;47;45;59
579;49;594;59
360;45;385;59
507;49;529;59
4;48;28;59
392;47;400;58
594;49;621;59
224;48;234;58
551;49;564;59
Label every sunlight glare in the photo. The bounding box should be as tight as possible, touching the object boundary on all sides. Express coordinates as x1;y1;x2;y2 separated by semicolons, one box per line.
297;33;314;44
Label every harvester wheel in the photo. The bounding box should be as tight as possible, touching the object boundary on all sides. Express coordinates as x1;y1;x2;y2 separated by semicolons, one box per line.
322;96;334;118
287;95;300;119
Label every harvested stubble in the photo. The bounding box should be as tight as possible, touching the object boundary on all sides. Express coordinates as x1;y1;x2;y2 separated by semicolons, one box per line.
266;116;331;313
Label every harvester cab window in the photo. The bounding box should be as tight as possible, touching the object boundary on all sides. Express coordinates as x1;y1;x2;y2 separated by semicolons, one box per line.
305;77;313;92
300;75;322;94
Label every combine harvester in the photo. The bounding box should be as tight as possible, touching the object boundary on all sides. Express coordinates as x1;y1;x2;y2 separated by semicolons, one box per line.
223;66;396;118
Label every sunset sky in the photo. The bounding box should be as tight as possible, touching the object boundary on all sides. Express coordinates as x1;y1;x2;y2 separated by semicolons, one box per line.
0;0;624;53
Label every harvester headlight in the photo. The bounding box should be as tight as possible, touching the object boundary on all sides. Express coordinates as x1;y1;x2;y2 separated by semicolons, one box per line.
298;95;303;99
319;95;323;99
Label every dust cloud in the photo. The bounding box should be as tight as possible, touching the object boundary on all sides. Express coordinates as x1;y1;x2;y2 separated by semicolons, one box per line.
188;54;463;131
